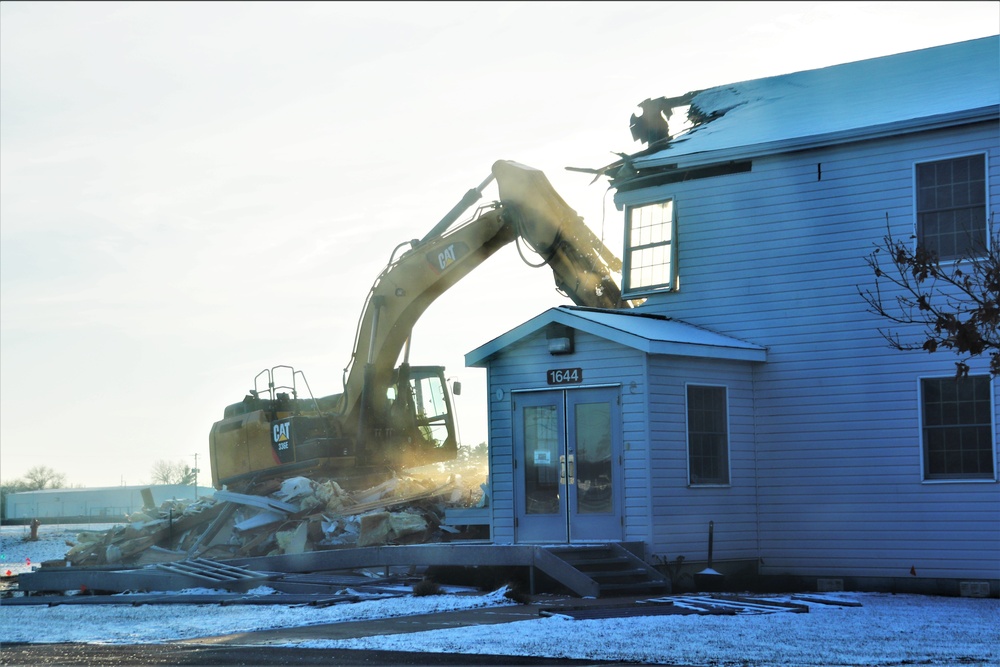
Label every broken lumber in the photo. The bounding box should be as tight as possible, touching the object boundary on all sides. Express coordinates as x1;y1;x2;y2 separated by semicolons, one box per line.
214;490;298;514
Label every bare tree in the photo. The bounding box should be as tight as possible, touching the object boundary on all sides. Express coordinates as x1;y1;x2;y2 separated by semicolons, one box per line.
0;466;68;517
859;214;999;376
149;460;196;485
21;465;68;490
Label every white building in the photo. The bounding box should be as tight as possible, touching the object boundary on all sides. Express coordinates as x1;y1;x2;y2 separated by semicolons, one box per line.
467;36;999;594
3;484;215;522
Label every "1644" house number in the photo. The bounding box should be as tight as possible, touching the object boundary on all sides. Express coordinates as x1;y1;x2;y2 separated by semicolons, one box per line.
546;368;583;385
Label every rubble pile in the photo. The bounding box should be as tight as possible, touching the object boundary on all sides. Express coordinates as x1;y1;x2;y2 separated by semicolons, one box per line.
60;468;489;568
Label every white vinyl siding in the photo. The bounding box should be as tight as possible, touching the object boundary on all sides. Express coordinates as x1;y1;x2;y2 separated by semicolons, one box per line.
646;357;757;563
616;120;1000;579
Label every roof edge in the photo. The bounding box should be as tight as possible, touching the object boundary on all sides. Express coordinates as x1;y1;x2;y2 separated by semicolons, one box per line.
632;106;999;172
465;306;766;366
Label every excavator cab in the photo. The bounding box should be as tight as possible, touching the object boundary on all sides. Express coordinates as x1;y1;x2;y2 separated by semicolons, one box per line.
376;364;458;467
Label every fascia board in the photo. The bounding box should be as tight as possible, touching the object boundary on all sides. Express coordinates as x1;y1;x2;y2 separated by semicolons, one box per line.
647;339;767;362
465;308;561;367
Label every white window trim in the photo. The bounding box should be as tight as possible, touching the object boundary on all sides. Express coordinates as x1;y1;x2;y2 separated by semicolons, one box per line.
911;151;991;263
623;198;678;298
917;374;998;484
684;382;732;488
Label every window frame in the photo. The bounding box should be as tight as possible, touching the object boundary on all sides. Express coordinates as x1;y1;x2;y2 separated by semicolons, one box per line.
913;152;989;262
918;374;997;483
622;199;678;298
685;383;731;487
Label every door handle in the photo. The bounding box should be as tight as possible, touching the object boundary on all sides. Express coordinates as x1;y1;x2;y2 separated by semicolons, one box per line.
567;454;575;485
559;454;566;485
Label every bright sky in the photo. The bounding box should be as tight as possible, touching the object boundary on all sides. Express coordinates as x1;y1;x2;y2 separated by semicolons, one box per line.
2;1;997;489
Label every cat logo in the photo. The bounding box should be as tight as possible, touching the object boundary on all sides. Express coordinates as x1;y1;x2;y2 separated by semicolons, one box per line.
273;422;290;449
271;419;295;463
438;244;457;271
427;241;469;275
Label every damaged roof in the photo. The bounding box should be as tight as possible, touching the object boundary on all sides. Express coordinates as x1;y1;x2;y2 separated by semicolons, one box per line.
628;35;999;172
465;305;767;366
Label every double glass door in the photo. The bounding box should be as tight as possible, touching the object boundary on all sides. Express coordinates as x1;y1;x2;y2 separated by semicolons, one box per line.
513;387;622;542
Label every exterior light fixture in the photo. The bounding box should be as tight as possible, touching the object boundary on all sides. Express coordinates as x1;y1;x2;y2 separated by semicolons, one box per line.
546;324;574;355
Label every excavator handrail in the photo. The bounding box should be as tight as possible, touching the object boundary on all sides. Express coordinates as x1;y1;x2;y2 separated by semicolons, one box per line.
250;365;325;416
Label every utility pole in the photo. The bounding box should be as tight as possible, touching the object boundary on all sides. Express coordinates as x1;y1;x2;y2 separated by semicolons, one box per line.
191;453;200;498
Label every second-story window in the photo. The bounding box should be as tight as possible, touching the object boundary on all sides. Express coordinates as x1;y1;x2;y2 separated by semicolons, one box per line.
623;200;676;296
916;154;987;261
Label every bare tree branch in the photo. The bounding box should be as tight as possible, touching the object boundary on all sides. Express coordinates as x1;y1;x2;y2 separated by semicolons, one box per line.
149;460;196;485
859;212;999;376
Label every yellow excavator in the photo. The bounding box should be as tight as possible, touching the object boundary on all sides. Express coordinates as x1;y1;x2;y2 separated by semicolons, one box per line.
208;160;629;491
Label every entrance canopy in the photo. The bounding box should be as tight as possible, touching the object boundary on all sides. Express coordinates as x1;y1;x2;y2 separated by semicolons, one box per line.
465;306;767;367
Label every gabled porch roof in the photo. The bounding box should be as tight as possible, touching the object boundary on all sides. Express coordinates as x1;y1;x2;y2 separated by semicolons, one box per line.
465;306;767;366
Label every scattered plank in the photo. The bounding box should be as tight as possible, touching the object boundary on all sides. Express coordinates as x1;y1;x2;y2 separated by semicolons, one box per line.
792;594;863;607
214;491;298;515
187;503;239;557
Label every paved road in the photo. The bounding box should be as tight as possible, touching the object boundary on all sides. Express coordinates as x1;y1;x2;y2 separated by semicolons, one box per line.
1;642;627;666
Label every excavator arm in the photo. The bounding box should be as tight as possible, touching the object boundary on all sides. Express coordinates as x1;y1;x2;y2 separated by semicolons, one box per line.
492;160;625;310
339;160;628;445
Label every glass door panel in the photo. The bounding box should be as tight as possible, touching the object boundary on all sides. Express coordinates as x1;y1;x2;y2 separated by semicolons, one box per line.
523;405;560;515
566;389;622;541
573;402;613;514
513;393;567;542
513;387;622;543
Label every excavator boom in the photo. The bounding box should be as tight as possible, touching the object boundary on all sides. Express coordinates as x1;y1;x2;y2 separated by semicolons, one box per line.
340;160;626;428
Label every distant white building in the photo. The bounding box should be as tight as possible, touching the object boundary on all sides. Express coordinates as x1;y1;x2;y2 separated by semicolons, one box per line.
2;484;215;522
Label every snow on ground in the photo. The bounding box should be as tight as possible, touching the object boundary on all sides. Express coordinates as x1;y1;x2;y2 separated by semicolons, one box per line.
1;586;516;645
309;593;1000;666
3;524;999;666
1;522;118;576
